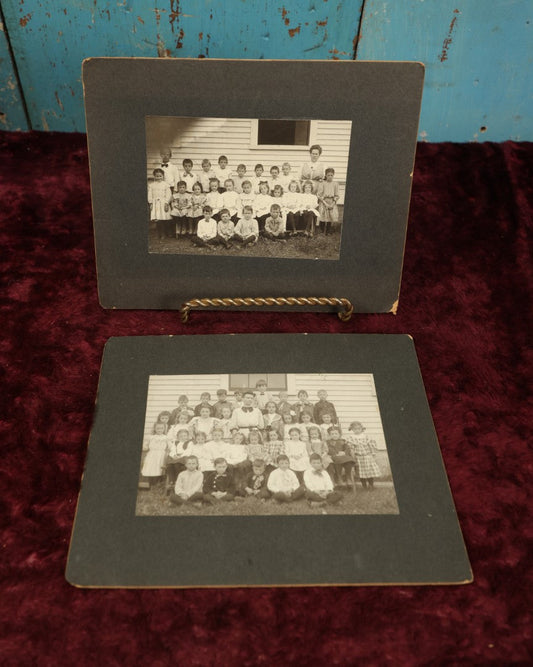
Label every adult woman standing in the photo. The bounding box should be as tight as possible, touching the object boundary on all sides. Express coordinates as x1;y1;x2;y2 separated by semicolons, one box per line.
299;144;325;193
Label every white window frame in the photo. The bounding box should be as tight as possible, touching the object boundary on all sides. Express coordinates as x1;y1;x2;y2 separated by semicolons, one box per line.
220;374;296;395
250;119;318;151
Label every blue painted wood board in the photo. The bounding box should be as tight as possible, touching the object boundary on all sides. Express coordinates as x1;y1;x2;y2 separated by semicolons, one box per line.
357;0;533;141
2;0;532;139
0;0;361;132
0;6;28;130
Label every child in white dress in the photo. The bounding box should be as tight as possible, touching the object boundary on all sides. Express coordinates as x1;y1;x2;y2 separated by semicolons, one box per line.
254;181;273;233
221;179;240;222
148;168;172;239
205;178;223;220
282;180;302;235
141;422;169;485
284;426;310;482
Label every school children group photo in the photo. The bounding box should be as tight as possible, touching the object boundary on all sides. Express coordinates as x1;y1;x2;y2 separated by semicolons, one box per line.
146;117;352;261
136;377;399;517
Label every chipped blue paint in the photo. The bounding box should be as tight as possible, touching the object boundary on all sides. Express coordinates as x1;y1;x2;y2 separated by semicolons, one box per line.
357;0;533;141
0;6;28;130
2;0;532;139
0;0;361;131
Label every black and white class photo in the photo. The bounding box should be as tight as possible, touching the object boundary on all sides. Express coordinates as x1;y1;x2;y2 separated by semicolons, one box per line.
136;373;398;517
146;116;352;260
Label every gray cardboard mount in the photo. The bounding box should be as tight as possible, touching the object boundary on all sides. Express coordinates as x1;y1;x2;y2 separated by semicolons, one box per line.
83;58;424;312
66;334;472;588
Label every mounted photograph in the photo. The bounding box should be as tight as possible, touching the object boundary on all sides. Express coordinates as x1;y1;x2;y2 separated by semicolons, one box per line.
136;372;398;516
146;116;351;260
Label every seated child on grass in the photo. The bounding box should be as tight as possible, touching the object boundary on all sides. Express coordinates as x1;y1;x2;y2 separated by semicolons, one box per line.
233;206;259;246
303;453;342;506
202;457;236;503
216;209;235;249
192;205;218;248
263;204;287;242
266;454;305;503
244;458;271;500
169;455;204;506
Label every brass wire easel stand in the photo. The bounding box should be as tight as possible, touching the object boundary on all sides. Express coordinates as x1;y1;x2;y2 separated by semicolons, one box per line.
180;296;354;323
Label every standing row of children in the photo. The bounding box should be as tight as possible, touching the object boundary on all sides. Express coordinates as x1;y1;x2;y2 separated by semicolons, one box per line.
140;383;381;506
148;149;340;243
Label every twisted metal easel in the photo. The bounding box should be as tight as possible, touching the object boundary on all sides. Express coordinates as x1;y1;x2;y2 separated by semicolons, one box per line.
180;296;354;323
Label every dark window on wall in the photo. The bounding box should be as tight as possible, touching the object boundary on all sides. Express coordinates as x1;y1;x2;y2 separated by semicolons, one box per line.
229;374;287;392
257;120;310;146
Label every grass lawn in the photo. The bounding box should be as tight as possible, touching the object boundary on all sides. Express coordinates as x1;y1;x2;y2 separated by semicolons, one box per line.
135;480;399;517
148;207;344;260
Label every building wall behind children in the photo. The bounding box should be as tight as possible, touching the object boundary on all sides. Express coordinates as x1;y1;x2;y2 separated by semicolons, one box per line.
146;117;351;204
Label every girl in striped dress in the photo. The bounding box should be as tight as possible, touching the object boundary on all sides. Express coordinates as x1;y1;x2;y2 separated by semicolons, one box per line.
346;421;381;490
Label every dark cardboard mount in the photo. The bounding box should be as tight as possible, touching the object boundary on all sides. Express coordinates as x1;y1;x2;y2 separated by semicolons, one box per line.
83;58;424;313
66;334;472;588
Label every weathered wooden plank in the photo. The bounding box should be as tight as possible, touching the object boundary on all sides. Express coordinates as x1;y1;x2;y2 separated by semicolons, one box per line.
357;0;533;141
0;7;28;130
1;0;362;132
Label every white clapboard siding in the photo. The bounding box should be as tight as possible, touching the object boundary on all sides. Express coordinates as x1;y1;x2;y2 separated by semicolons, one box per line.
144;372;387;446
146;117;351;203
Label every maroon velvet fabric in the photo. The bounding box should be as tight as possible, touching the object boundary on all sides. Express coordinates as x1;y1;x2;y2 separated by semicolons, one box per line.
1;131;531;664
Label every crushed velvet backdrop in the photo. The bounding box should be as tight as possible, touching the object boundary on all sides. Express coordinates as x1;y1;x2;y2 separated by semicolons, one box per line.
0;132;531;665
